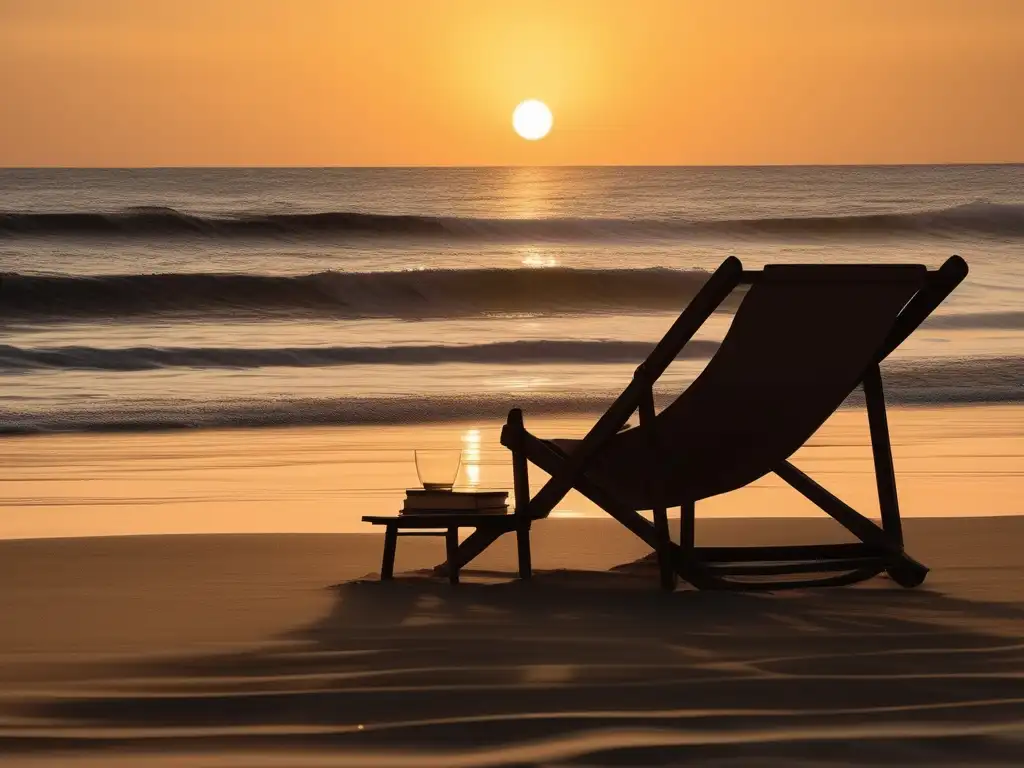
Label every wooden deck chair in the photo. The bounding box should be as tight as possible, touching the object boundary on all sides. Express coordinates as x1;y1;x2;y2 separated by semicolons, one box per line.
444;255;968;590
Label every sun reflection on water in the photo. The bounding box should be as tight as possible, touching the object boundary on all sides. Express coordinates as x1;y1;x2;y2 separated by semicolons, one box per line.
499;166;559;219
461;427;482;488
489;376;554;391
520;247;559;268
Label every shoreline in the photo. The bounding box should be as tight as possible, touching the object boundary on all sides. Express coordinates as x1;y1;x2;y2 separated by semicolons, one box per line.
4;403;1019;540
3;393;1022;438
1;404;1021;540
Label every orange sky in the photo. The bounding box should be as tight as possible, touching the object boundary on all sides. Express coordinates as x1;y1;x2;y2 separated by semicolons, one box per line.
1;0;1021;166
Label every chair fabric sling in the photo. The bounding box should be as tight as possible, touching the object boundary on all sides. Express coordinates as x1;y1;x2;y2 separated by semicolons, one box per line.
439;255;968;590
549;264;928;507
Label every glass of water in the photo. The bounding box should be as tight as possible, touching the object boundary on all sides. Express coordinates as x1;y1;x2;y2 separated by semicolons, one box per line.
414;449;462;491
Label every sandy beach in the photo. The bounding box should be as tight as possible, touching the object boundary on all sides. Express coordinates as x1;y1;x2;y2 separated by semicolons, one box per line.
0;405;1022;765
2;517;1024;766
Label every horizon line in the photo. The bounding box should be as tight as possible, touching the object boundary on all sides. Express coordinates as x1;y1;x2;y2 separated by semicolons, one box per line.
2;161;1022;171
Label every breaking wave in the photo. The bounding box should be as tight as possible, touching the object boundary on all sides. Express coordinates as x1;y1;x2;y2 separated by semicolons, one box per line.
0;340;720;373
0;268;724;321
1;201;1022;241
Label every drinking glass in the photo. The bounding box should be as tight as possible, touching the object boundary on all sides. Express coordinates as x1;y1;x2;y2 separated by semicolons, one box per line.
414;449;462;491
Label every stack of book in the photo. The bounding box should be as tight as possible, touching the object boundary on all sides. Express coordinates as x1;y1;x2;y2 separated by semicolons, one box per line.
401;489;509;516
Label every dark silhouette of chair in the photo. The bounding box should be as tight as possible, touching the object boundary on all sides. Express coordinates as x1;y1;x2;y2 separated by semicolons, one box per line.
444;255;969;590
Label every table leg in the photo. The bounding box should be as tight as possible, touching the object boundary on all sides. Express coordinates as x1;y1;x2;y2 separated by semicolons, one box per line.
446;527;460;585
381;525;398;581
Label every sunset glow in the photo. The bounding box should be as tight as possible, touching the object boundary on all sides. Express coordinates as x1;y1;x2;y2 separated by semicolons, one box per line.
0;0;1021;166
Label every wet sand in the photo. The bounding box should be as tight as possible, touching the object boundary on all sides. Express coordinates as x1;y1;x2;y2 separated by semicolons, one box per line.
1;405;1021;539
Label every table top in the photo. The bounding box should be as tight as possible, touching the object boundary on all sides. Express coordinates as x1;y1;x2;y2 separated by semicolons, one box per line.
362;512;518;528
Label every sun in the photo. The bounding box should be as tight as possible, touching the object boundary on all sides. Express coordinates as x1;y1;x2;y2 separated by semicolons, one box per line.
512;100;553;141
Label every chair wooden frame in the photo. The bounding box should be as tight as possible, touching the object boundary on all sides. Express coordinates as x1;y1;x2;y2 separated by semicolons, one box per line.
442;255;969;590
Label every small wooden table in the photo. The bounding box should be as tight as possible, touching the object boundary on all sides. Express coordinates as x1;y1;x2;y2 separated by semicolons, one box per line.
362;513;520;584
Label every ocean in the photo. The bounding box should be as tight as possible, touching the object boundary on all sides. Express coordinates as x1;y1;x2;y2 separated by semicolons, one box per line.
1;165;1022;435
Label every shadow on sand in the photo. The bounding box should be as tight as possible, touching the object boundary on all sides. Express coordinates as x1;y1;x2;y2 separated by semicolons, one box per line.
7;565;1024;765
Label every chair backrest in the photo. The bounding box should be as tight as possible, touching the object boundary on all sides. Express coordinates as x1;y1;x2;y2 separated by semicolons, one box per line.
599;264;931;504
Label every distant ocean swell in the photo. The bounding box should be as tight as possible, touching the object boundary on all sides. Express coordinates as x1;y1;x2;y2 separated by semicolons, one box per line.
0;340;719;372
3;339;1024;373
1;201;1022;240
3;268;1022;327
1;357;1019;434
0;268;725;320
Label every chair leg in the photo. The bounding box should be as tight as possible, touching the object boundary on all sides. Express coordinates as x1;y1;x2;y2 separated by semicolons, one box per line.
653;505;676;591
668;500;705;589
510;407;534;580
637;374;676;591
886;559;928;588
863;368;926;587
381;525;398;581
446;527;460;585
680;499;695;550
517;525;532;579
863;366;904;548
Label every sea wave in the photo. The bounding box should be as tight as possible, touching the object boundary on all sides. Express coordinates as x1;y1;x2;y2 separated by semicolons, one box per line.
3;267;1021;326
0;268;724;321
1;357;1019;434
1;201;1022;241
0;340;720;372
